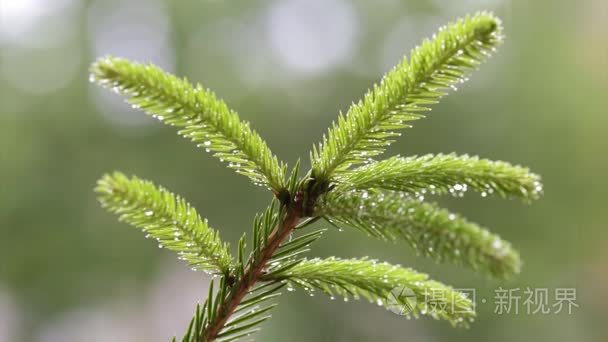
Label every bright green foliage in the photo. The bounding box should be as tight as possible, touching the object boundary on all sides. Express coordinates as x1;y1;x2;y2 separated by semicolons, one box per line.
96;172;233;274
91;11;542;342
267;257;474;326
317;190;521;278
90;57;286;192
311;12;503;181
338;154;542;201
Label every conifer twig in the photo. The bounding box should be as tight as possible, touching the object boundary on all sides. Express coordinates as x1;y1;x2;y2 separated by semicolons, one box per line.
90;11;543;341
201;195;303;341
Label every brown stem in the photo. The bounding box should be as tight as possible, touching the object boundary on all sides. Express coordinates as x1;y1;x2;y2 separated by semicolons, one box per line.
201;202;302;341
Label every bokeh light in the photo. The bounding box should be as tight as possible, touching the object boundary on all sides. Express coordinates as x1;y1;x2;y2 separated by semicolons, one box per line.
266;0;358;75
87;0;174;128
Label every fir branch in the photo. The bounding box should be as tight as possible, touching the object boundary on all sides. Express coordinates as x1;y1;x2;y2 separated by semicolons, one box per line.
200;199;304;341
89;11;544;341
90;57;286;193
338;154;543;201
199;282;283;342
317;190;521;278
267;257;474;326
311;12;503;181
173;202;292;342
96;172;233;274
175;277;283;342
180;194;323;341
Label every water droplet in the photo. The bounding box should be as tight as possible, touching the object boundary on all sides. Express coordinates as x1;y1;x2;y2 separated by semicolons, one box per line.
448;214;456;220
203;141;211;146
481;191;487;197
287;286;295;292
144;210;154;216
376;299;383;306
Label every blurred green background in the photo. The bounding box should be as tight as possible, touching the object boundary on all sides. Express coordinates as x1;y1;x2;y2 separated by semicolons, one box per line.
1;0;606;341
